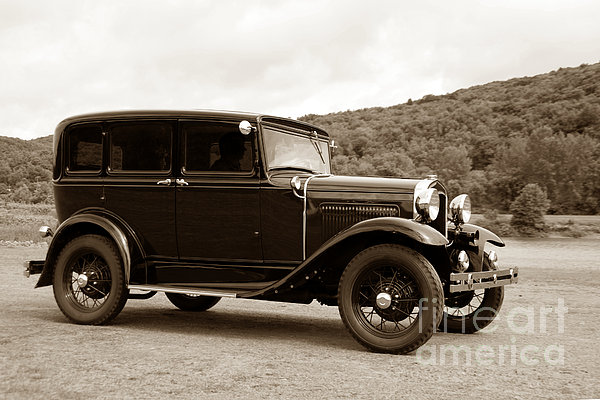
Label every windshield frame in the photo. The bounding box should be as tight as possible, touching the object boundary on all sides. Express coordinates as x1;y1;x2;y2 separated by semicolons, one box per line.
260;123;331;175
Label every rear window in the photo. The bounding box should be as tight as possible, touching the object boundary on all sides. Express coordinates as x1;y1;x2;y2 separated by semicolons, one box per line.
66;124;103;172
109;121;172;172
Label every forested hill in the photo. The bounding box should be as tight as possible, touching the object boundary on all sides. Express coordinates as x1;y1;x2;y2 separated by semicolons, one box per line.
300;62;600;214
1;63;599;213
0;135;53;203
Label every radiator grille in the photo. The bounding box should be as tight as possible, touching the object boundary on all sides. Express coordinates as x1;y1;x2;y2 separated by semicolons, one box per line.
321;203;400;241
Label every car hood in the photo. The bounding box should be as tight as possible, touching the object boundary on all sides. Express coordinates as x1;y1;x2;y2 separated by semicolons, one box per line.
304;175;423;194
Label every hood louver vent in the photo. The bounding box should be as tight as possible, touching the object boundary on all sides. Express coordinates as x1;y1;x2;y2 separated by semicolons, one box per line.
321;203;399;241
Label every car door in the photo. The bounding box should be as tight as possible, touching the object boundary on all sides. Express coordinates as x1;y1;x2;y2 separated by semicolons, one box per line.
169;119;264;287
103;120;177;259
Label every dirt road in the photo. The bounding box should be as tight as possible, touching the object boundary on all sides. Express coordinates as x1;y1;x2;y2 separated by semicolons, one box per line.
1;240;599;399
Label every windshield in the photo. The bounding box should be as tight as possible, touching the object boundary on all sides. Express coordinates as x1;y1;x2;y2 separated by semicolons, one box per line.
262;126;331;174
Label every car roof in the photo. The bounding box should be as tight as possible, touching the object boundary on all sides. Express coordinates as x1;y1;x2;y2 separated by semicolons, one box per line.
52;109;328;156
55;109;327;134
55;109;262;130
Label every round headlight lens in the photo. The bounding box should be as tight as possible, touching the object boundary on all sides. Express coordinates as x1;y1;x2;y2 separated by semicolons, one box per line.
449;194;471;224
457;250;470;272
488;250;499;269
415;188;440;222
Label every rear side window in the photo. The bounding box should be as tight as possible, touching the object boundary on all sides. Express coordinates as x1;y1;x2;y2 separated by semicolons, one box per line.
109;121;172;172
181;121;253;173
66;124;103;172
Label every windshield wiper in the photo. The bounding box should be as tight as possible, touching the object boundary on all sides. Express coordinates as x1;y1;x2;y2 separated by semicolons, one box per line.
310;131;326;164
268;166;316;174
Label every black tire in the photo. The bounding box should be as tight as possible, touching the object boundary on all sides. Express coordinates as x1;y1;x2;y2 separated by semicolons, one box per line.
52;234;128;325
165;293;221;311
440;254;504;334
338;244;444;354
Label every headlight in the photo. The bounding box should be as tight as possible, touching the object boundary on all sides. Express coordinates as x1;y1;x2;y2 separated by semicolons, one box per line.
449;194;471;224
487;250;499;269
415;188;440;222
455;250;470;272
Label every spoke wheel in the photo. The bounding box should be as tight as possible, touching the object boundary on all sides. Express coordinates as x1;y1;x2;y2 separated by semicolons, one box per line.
338;244;443;354
355;265;421;335
53;235;128;325
440;254;504;334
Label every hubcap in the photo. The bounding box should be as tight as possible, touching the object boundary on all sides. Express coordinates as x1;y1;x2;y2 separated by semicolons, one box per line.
376;292;392;309
76;273;88;288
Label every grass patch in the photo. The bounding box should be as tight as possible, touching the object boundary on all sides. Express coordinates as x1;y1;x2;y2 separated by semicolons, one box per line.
0;202;57;244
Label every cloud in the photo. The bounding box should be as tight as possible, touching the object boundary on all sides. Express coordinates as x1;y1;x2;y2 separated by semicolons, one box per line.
1;0;599;139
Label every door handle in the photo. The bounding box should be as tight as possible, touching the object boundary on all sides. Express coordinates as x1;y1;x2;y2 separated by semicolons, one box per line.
176;178;189;186
157;178;172;185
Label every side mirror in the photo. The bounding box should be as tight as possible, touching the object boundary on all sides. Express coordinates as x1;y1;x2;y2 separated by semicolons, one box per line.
290;176;304;199
239;120;254;135
290;176;302;190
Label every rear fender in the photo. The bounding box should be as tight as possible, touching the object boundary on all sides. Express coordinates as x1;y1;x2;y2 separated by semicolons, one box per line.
36;210;145;288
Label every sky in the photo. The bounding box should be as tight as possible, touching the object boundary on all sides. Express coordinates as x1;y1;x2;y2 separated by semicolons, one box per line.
1;0;599;140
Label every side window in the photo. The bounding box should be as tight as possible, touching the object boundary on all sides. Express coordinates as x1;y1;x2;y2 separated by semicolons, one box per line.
182;121;253;173
66;124;102;173
109;121;172;172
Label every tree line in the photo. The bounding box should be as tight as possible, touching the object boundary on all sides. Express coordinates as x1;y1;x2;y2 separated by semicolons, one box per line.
300;62;600;214
1;62;599;214
0;135;53;204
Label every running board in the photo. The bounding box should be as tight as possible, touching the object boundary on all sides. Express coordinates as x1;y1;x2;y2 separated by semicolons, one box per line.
128;284;238;298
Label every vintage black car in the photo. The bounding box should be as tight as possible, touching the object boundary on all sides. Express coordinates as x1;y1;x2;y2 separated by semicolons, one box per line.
25;110;518;354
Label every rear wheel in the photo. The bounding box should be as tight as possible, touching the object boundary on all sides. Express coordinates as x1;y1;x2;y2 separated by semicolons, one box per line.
338;244;444;354
53;234;128;325
165;293;221;311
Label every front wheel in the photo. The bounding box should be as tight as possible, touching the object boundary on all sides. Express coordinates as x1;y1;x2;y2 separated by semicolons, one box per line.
338;244;444;354
52;235;128;325
165;293;221;311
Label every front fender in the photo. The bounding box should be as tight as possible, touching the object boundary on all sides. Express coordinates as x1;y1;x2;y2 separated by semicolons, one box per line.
460;223;505;247
322;217;449;250
448;223;505;273
251;217;448;298
36;210;142;288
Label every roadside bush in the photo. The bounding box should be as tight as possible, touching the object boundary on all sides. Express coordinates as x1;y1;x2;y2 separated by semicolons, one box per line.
510;184;550;235
483;208;498;221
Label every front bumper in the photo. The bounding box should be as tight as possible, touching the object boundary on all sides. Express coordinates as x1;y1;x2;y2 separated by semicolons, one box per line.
23;260;44;278
449;267;518;293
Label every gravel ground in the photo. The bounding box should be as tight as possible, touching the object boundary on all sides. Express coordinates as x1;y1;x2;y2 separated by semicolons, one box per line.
1;239;599;400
